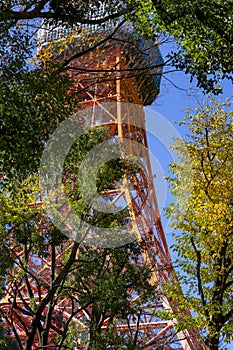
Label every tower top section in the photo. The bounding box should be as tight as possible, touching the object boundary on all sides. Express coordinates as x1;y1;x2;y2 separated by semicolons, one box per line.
37;6;163;105
37;4;114;47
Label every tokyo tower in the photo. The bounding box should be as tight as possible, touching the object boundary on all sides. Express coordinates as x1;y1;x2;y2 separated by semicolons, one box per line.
0;7;205;350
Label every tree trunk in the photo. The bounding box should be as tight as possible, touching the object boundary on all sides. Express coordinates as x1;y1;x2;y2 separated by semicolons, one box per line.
205;321;221;350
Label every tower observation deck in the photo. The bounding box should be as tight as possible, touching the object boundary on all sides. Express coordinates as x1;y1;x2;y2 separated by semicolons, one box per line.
0;6;205;350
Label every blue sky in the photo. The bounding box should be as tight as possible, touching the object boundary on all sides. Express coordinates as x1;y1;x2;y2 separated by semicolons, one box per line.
147;70;232;238
146;67;233;349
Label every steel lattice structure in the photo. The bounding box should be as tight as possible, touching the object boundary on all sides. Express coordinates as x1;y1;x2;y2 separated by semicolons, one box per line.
0;16;206;350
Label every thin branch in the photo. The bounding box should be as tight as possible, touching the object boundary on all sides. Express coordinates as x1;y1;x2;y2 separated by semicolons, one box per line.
12;283;34;316
59;19;126;68
133;310;142;346
190;237;207;312
65;60;166;73
1;7;130;25
58;300;92;350
223;308;233;324
162;73;188;91
10;313;24;350
151;0;232;45
25;240;80;350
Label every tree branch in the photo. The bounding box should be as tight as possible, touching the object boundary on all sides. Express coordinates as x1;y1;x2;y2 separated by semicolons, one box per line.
25;240;80;350
190;237;207;311
60;18;127;68
152;0;232;45
1;6;129;25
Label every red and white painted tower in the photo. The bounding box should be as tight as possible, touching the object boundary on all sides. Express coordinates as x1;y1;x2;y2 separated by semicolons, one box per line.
0;9;205;350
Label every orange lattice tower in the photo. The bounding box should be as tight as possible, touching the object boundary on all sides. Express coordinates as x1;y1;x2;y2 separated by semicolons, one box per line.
0;12;205;350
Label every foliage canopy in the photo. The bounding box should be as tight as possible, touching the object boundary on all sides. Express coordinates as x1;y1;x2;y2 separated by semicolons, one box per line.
0;0;232;92
166;96;233;350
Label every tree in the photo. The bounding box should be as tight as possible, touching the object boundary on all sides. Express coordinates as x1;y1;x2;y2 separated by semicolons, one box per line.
1;1;232;348
0;127;156;349
0;1;165;183
0;67;78;180
0;0;232;92
166;96;233;349
0;4;161;347
0;322;19;349
148;0;233;92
